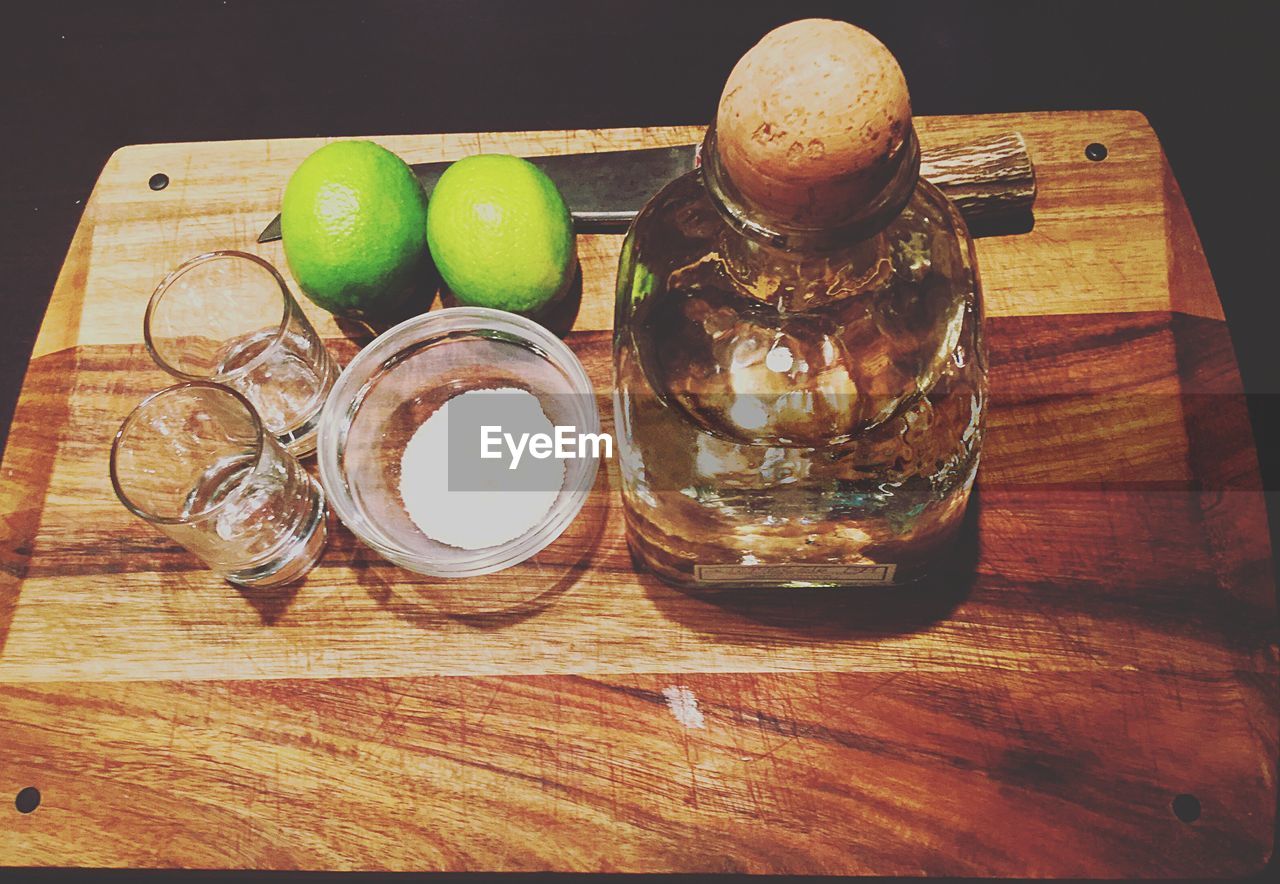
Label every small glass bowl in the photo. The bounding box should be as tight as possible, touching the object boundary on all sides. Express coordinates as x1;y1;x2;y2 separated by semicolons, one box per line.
316;307;600;577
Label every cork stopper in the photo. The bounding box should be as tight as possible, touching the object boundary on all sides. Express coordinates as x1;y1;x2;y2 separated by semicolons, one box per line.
714;19;913;229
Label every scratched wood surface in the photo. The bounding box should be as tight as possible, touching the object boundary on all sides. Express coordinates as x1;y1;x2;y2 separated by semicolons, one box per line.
0;111;1275;876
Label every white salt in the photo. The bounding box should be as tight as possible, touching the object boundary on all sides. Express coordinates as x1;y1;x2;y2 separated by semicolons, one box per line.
398;387;564;550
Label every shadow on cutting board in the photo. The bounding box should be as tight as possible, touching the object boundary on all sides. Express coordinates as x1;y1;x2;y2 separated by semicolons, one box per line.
334;256;585;344
331;253;444;345
232;575;305;626
437;257;585;340
640;491;980;641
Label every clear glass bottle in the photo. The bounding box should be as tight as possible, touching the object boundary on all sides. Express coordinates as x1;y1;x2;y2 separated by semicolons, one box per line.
612;20;986;588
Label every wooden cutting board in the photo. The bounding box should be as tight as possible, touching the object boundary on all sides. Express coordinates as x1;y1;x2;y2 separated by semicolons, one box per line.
0;112;1275;877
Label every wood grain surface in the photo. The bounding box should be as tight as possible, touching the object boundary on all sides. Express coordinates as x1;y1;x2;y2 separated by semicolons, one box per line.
0;111;1275;876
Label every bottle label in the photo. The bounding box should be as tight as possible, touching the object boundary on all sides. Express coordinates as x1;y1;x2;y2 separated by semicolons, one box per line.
693;563;897;586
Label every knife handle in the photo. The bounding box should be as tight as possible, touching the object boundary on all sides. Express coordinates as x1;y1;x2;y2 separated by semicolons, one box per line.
920;132;1036;229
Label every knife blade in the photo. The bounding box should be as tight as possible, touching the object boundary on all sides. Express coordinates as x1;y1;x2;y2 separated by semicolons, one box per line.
258;132;1036;243
258;144;699;243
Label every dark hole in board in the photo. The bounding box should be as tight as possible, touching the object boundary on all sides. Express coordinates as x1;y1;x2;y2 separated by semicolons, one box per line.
1172;793;1201;823
15;787;39;814
149;173;169;191
1085;142;1109;162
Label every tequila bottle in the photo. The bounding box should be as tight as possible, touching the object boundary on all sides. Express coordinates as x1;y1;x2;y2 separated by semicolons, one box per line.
613;20;986;588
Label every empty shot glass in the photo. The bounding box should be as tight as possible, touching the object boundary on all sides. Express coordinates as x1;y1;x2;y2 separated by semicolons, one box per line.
145;250;337;456
110;382;328;588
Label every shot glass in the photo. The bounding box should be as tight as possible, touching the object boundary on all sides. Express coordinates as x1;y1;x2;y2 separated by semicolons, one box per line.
110;382;328;588
145;250;337;456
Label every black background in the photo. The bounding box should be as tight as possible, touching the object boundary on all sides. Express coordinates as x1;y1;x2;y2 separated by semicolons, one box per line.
1;1;1278;881
4;1;1280;472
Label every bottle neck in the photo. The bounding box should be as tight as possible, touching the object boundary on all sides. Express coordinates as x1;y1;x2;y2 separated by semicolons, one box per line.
700;122;921;252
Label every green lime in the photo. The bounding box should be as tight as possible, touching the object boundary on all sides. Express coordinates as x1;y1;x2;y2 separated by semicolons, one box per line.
281;140;429;319
426;154;575;314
